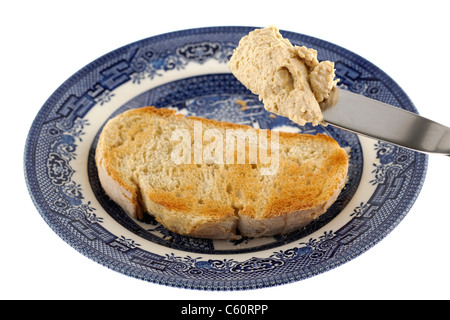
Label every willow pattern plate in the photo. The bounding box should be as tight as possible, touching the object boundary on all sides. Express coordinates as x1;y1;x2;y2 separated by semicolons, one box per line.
24;26;427;290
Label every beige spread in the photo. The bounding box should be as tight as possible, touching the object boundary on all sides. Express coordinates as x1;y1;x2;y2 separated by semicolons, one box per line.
228;25;338;126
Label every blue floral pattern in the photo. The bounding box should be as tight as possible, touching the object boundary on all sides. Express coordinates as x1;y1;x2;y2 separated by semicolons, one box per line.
46;153;73;186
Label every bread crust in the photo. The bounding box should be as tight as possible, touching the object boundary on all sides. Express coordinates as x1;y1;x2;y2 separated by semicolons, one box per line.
95;106;349;239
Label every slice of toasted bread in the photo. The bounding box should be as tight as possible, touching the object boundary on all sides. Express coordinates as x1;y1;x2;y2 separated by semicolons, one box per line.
95;107;348;239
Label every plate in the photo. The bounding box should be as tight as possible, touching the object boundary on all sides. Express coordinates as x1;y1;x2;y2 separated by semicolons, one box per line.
24;26;427;290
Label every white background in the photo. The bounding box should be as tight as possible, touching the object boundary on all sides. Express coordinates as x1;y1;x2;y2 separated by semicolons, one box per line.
2;0;450;300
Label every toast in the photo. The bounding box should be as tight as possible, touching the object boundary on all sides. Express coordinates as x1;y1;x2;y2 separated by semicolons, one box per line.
95;107;348;239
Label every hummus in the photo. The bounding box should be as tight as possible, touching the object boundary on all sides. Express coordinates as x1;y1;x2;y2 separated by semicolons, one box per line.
228;26;338;126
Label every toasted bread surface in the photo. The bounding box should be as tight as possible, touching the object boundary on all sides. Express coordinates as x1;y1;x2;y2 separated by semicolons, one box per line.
95;106;348;239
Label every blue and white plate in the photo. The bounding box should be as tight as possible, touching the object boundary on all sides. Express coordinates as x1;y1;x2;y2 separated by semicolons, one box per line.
24;26;427;290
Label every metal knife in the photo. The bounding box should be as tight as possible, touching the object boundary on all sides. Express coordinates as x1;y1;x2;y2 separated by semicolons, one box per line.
321;89;450;156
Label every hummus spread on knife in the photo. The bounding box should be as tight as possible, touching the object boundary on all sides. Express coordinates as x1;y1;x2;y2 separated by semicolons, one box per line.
228;26;338;126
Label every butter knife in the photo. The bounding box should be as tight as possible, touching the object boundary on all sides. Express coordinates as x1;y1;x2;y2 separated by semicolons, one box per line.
321;89;450;156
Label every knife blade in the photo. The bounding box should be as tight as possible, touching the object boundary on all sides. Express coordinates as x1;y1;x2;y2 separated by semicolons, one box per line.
321;89;450;156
